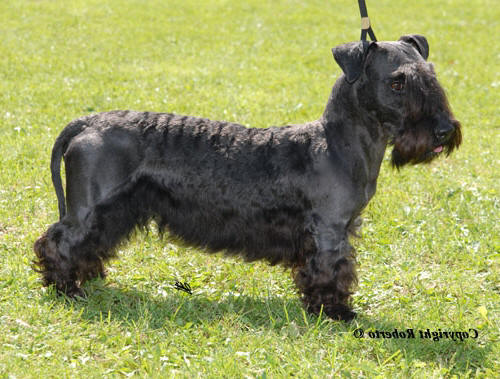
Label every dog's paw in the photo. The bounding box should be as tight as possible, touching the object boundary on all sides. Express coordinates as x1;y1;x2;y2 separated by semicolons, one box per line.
325;304;357;322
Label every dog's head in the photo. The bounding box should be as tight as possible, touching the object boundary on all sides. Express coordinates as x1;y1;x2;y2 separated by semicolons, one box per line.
332;35;462;168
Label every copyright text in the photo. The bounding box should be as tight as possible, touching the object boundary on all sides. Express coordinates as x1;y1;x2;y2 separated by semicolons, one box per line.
353;328;478;342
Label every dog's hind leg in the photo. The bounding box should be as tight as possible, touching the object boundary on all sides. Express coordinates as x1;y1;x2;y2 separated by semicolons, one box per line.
34;221;85;296
70;176;158;282
35;175;158;296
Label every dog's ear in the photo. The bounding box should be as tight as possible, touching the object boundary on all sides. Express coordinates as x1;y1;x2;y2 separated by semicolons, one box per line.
332;41;375;84
398;35;429;60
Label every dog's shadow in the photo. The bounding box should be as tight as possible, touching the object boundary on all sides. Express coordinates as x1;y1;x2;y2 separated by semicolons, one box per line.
49;280;309;329
47;281;490;373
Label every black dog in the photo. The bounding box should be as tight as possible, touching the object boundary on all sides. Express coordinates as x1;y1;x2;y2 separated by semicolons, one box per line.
34;35;461;321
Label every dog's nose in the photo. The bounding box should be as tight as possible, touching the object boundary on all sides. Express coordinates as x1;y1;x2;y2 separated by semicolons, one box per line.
435;121;454;142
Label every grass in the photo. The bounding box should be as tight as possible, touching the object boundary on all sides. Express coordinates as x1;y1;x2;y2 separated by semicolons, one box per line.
0;0;498;377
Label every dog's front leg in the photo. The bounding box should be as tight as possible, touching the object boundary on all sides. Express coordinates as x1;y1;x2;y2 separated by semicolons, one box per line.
293;225;357;321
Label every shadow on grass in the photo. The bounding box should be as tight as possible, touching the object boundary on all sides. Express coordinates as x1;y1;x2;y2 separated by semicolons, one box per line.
45;280;308;329
43;280;490;374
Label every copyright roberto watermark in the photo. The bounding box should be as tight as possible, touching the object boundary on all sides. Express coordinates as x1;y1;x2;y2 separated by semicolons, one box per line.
353;328;479;342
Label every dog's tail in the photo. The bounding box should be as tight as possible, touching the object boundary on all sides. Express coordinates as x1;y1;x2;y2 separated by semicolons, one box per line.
50;118;89;220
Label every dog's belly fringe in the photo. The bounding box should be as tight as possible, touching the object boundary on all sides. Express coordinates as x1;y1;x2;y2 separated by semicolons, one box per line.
127;176;314;266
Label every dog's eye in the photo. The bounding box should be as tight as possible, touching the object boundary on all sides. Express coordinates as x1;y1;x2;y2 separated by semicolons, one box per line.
391;81;404;91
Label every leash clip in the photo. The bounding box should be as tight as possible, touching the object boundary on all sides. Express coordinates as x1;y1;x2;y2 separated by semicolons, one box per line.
361;17;370;30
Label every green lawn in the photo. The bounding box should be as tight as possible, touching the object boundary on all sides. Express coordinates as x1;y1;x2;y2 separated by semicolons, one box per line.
0;0;498;377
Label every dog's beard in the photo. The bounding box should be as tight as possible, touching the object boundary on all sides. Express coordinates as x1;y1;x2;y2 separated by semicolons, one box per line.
390;120;461;169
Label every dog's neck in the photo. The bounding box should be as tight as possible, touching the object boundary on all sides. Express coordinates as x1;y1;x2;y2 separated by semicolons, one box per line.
320;78;389;185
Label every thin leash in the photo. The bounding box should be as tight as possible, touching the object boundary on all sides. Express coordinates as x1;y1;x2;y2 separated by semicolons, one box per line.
358;0;377;41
